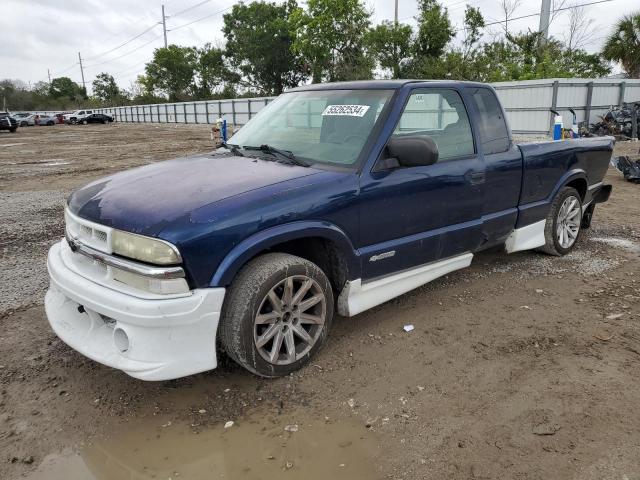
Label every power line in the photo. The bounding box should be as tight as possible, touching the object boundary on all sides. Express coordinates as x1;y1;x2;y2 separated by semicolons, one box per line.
51;62;79;77
83;34;162;69
83;23;161;61
168;5;233;32
453;0;616;34
169;0;213;18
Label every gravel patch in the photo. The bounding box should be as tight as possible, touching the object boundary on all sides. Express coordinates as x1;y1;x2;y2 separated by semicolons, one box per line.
0;191;66;316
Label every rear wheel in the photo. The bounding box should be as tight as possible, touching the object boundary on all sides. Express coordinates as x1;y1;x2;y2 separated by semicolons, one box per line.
82;120;88;125
219;253;333;377
537;186;582;256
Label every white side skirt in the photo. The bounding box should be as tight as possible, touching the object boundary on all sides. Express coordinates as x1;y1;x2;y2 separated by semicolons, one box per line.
337;253;473;317
504;220;546;253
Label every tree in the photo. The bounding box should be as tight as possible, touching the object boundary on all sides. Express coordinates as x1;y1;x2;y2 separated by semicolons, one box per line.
366;21;413;79
49;77;85;100
498;0;523;35
223;1;304;95
92;73;123;105
444;6;487;81
562;3;596;53
291;0;373;83
192;44;238;98
602;12;640;78
414;0;454;58
405;0;454;78
144;45;197;101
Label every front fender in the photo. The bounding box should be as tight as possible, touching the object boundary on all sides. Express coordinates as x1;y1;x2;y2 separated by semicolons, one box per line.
210;221;360;287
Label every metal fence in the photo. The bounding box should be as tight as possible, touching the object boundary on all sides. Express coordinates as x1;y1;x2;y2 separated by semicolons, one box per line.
95;78;640;135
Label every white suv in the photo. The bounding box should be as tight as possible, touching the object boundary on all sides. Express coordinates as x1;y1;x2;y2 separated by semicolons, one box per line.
63;109;93;124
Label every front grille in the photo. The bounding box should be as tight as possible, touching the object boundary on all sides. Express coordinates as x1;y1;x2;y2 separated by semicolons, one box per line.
65;209;111;253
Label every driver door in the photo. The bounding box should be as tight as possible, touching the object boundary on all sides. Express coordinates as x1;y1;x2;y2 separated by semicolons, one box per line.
358;87;485;280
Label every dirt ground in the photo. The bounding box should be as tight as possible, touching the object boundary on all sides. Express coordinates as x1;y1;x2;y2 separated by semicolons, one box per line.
1;123;639;479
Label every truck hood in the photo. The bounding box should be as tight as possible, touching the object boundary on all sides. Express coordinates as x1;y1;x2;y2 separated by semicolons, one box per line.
67;153;326;236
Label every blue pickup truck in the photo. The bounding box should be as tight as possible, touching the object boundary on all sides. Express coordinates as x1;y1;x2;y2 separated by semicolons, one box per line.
46;80;613;380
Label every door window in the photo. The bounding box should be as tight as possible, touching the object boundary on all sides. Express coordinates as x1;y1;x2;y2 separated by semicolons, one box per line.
469;88;509;154
393;89;474;161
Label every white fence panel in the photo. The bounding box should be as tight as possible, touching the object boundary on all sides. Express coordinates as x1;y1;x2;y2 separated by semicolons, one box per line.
95;80;640;135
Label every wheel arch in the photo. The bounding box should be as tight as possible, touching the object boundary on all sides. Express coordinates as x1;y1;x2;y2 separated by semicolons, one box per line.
210;221;360;292
553;169;588;201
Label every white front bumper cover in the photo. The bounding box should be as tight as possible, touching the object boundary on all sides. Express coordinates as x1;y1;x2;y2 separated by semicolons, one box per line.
46;240;225;381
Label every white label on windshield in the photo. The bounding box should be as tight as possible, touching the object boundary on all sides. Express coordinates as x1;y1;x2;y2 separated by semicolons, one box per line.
321;105;370;117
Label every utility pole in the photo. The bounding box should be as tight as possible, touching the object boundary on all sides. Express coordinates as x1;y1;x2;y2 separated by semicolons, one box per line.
538;0;552;45
47;69;51;83
394;0;398;24
78;52;86;93
162;5;168;48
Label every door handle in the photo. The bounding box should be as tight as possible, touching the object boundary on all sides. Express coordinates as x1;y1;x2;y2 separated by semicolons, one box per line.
467;171;486;185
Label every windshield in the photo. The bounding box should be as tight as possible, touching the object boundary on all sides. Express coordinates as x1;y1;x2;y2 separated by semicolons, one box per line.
227;89;394;167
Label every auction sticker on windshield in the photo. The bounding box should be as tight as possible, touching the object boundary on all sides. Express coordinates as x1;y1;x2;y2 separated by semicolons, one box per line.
322;105;371;117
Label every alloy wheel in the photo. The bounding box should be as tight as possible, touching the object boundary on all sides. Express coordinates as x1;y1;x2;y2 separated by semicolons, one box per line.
254;275;326;365
556;195;581;249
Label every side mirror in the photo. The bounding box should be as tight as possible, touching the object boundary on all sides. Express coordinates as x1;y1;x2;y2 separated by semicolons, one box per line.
386;135;439;168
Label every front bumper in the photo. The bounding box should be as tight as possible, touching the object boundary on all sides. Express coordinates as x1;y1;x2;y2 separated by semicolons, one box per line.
46;240;225;380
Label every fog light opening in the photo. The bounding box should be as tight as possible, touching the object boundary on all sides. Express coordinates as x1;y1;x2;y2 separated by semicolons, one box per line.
113;328;130;353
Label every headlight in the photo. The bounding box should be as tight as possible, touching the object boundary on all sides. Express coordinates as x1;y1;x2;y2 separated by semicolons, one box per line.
112;230;181;265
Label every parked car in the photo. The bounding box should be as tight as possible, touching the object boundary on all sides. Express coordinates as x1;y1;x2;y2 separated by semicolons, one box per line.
19;114;37;126
77;113;113;124
46;80;613;381
63;109;94;124
12;112;31;122
37;115;56;126
19;114;54;126
0;112;18;132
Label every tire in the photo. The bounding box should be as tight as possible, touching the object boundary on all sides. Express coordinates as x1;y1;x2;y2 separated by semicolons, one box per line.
219;252;334;377
9;128;16;133
101;119;106;124
20;121;27;127
82;120;88;125
537;186;583;256
71;119;77;125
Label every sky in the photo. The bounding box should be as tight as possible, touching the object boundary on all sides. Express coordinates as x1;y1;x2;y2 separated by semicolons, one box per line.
0;0;628;92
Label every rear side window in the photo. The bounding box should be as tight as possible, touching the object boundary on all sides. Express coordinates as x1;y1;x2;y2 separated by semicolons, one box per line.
470;88;509;154
393;89;474;161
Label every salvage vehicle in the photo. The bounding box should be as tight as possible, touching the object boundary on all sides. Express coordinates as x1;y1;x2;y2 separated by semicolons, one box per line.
63;109;93;124
0;112;18;132
77;113;114;125
46;80;614;380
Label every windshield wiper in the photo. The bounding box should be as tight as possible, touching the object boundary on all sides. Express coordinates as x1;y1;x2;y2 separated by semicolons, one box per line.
244;144;309;167
219;142;244;157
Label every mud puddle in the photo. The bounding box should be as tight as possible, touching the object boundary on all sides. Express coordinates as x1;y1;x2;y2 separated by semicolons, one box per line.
23;409;380;480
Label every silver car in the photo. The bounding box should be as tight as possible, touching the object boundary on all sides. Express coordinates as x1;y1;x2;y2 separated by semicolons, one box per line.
19;114;56;126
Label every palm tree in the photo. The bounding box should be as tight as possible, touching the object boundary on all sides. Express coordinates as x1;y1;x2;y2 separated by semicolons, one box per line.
602;13;640;78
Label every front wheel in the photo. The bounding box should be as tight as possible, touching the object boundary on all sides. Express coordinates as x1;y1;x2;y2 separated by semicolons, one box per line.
219;253;334;377
538;186;583;256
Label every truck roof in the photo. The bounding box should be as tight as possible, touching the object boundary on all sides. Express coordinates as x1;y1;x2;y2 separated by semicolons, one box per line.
288;79;490;92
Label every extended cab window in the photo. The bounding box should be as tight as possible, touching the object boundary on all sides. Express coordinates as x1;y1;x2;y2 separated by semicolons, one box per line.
393;89;474;161
470;88;510;154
